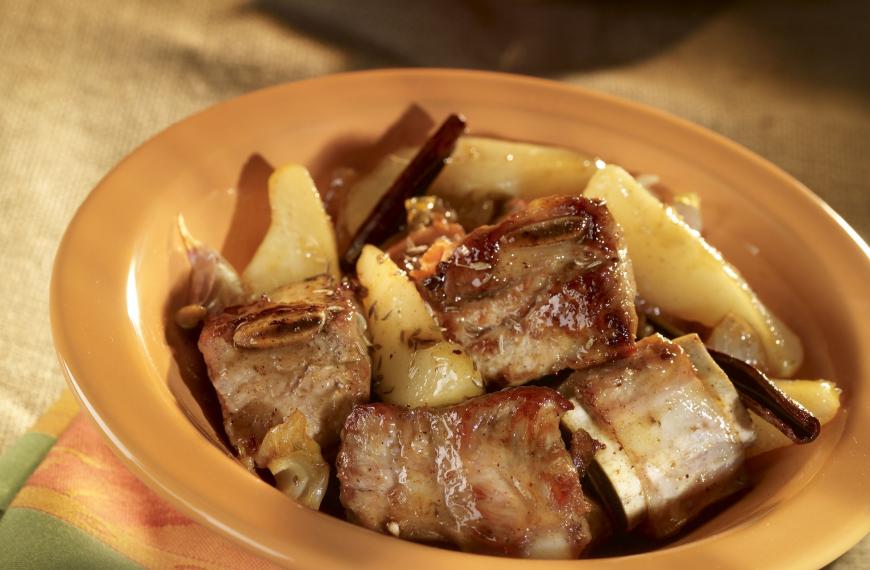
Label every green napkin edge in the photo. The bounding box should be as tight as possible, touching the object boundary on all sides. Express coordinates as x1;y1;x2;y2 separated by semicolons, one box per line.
0;507;141;568
0;432;56;515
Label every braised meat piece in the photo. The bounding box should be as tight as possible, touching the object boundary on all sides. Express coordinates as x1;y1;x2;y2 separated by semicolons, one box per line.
559;334;755;537
336;386;593;559
418;195;637;387
199;275;370;470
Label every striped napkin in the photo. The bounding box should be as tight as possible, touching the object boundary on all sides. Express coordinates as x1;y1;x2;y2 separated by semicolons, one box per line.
0;391;277;569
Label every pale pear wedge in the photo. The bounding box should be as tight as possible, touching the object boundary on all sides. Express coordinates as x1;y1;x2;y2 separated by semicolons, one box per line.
242;164;339;295
356;245;484;407
584;165;803;377
747;379;841;457
428;136;600;224
342;136;600;236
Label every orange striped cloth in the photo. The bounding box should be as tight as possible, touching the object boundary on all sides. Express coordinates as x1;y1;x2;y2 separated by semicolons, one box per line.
0;394;279;569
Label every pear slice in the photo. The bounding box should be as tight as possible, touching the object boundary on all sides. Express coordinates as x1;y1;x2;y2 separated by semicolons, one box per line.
342;136;600;236
356;245;484;407
434;136;598;198
243;164;339;295
584;165;802;377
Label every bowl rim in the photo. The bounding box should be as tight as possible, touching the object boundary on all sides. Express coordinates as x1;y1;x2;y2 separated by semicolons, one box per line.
50;68;870;569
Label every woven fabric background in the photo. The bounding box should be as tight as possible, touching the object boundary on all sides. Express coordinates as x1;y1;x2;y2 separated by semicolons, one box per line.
1;0;867;565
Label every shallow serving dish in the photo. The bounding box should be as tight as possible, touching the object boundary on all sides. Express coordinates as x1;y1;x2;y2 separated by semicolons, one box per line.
51;69;870;568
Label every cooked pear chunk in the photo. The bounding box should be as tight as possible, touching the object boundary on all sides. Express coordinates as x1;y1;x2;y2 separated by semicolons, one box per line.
585;165;802;377
343;136;600;235
356;245;484;407
243;164;339;294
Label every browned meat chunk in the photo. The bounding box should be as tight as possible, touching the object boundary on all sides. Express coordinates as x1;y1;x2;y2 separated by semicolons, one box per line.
336;386;592;559
417;195;637;387
199;275;370;470
559;334;754;538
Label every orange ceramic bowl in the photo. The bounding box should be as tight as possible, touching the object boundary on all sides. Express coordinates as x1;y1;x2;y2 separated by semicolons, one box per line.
51;69;870;569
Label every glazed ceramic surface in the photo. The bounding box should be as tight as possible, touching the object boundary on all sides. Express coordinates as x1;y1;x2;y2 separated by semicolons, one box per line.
51;69;870;569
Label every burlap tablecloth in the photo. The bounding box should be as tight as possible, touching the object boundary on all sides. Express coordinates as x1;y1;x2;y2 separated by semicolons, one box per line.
1;0;867;565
